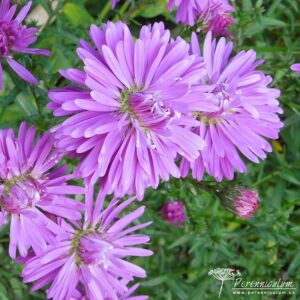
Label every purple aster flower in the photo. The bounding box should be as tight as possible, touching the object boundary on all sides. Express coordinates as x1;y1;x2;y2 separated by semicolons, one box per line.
48;21;218;200
291;63;300;75
219;186;260;219
0;0;51;89
0;122;84;259
181;32;283;181
22;184;152;300
168;0;234;37
161;200;186;225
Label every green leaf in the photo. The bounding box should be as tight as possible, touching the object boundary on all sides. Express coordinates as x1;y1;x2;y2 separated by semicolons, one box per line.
260;16;287;27
142;275;169;287
279;172;300;186
168;234;193;249
287;248;300;275
140;1;166;18
62;3;94;27
166;280;188;299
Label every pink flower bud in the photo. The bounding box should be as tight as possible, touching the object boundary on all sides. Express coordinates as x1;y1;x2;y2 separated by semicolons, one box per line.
161;201;186;225
222;187;260;219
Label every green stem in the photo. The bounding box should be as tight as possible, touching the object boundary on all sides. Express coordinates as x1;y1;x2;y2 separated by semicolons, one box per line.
41;0;67;33
113;1;131;22
121;0;148;21
253;171;279;186
29;85;42;115
99;1;113;22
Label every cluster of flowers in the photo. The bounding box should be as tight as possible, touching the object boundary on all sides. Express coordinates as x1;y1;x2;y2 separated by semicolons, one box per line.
0;0;290;299
48;21;283;198
0;122;152;299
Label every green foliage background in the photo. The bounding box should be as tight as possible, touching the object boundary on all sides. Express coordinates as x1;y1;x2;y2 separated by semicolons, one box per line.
0;0;299;299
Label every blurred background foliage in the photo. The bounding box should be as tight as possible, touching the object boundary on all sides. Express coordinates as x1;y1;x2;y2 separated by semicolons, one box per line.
0;0;300;299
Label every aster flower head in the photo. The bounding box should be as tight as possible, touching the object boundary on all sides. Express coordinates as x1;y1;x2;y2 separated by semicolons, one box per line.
0;122;84;259
0;0;51;89
168;0;234;37
22;185;152;300
291;63;300;75
181;32;283;182
48;21;218;200
219;186;260;219
161;200;186;225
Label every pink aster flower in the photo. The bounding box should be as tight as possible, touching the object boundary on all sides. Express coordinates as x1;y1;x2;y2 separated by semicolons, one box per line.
0;0;51;89
168;0;234;37
161;200;186;225
0;122;84;259
22;185;152;300
220;186;260;219
291;63;300;75
48;21;218;200
181;32;283;181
